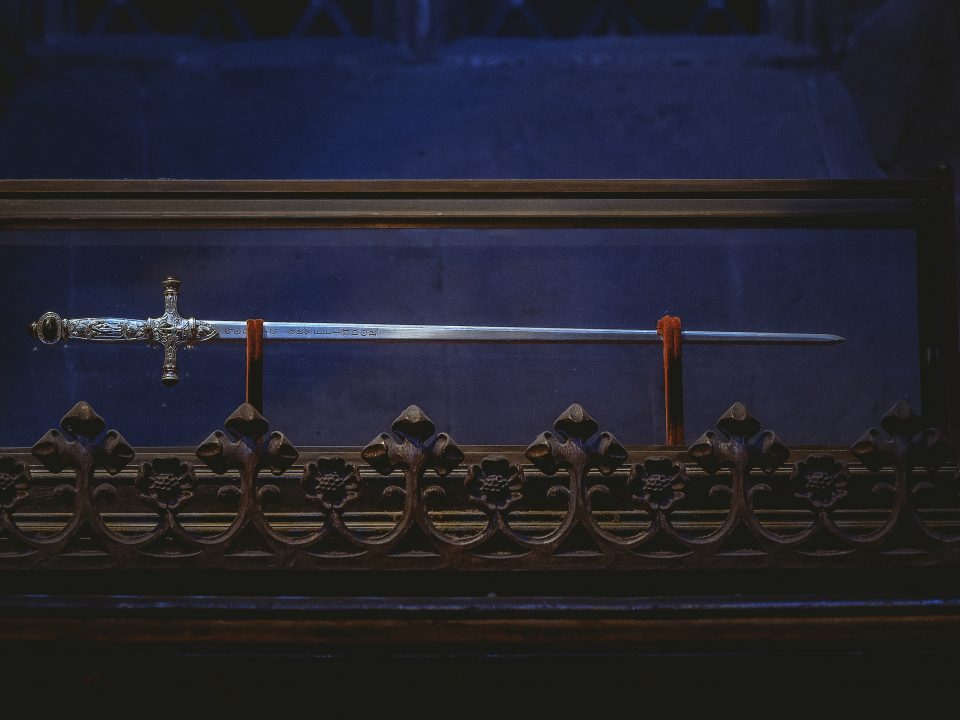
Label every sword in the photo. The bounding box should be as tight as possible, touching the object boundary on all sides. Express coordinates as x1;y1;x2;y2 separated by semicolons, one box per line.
29;277;845;386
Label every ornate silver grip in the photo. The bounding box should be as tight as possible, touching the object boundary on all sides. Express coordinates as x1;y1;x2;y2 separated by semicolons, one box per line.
29;277;218;386
33;314;150;342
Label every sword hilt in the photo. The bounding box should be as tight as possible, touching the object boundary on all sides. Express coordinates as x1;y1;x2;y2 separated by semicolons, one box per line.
29;277;219;386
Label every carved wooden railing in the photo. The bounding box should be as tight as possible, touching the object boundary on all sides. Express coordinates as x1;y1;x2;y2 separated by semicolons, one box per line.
2;398;956;571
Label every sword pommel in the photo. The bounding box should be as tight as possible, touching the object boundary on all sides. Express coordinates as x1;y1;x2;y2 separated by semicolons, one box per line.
30;311;64;345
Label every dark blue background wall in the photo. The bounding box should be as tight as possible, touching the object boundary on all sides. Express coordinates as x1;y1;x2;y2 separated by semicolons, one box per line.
0;4;928;448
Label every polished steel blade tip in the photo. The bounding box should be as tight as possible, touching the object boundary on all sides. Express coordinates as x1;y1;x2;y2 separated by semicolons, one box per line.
681;330;847;345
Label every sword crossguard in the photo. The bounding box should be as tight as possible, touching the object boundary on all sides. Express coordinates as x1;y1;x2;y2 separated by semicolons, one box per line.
29;277;219;386
158;277;190;386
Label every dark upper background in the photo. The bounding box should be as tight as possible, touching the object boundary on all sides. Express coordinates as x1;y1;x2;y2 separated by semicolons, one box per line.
0;0;956;448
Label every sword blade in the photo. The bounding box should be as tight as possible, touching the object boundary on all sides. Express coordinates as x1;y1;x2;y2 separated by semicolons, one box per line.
205;321;844;345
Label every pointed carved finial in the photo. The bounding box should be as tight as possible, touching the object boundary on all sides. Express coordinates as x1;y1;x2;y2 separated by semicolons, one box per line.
525;405;627;476
688;402;788;474
851;401;952;472
361;406;463;476
224;403;270;440
31;402;133;474
196;403;298;475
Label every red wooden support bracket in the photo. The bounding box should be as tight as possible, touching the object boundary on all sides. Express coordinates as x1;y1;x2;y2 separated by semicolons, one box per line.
245;319;264;413
657;315;684;445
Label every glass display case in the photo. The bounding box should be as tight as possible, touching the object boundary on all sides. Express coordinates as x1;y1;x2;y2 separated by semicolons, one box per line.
0;176;957;655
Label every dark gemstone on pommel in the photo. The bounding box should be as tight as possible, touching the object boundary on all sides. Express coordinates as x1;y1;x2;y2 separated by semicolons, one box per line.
31;312;63;344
